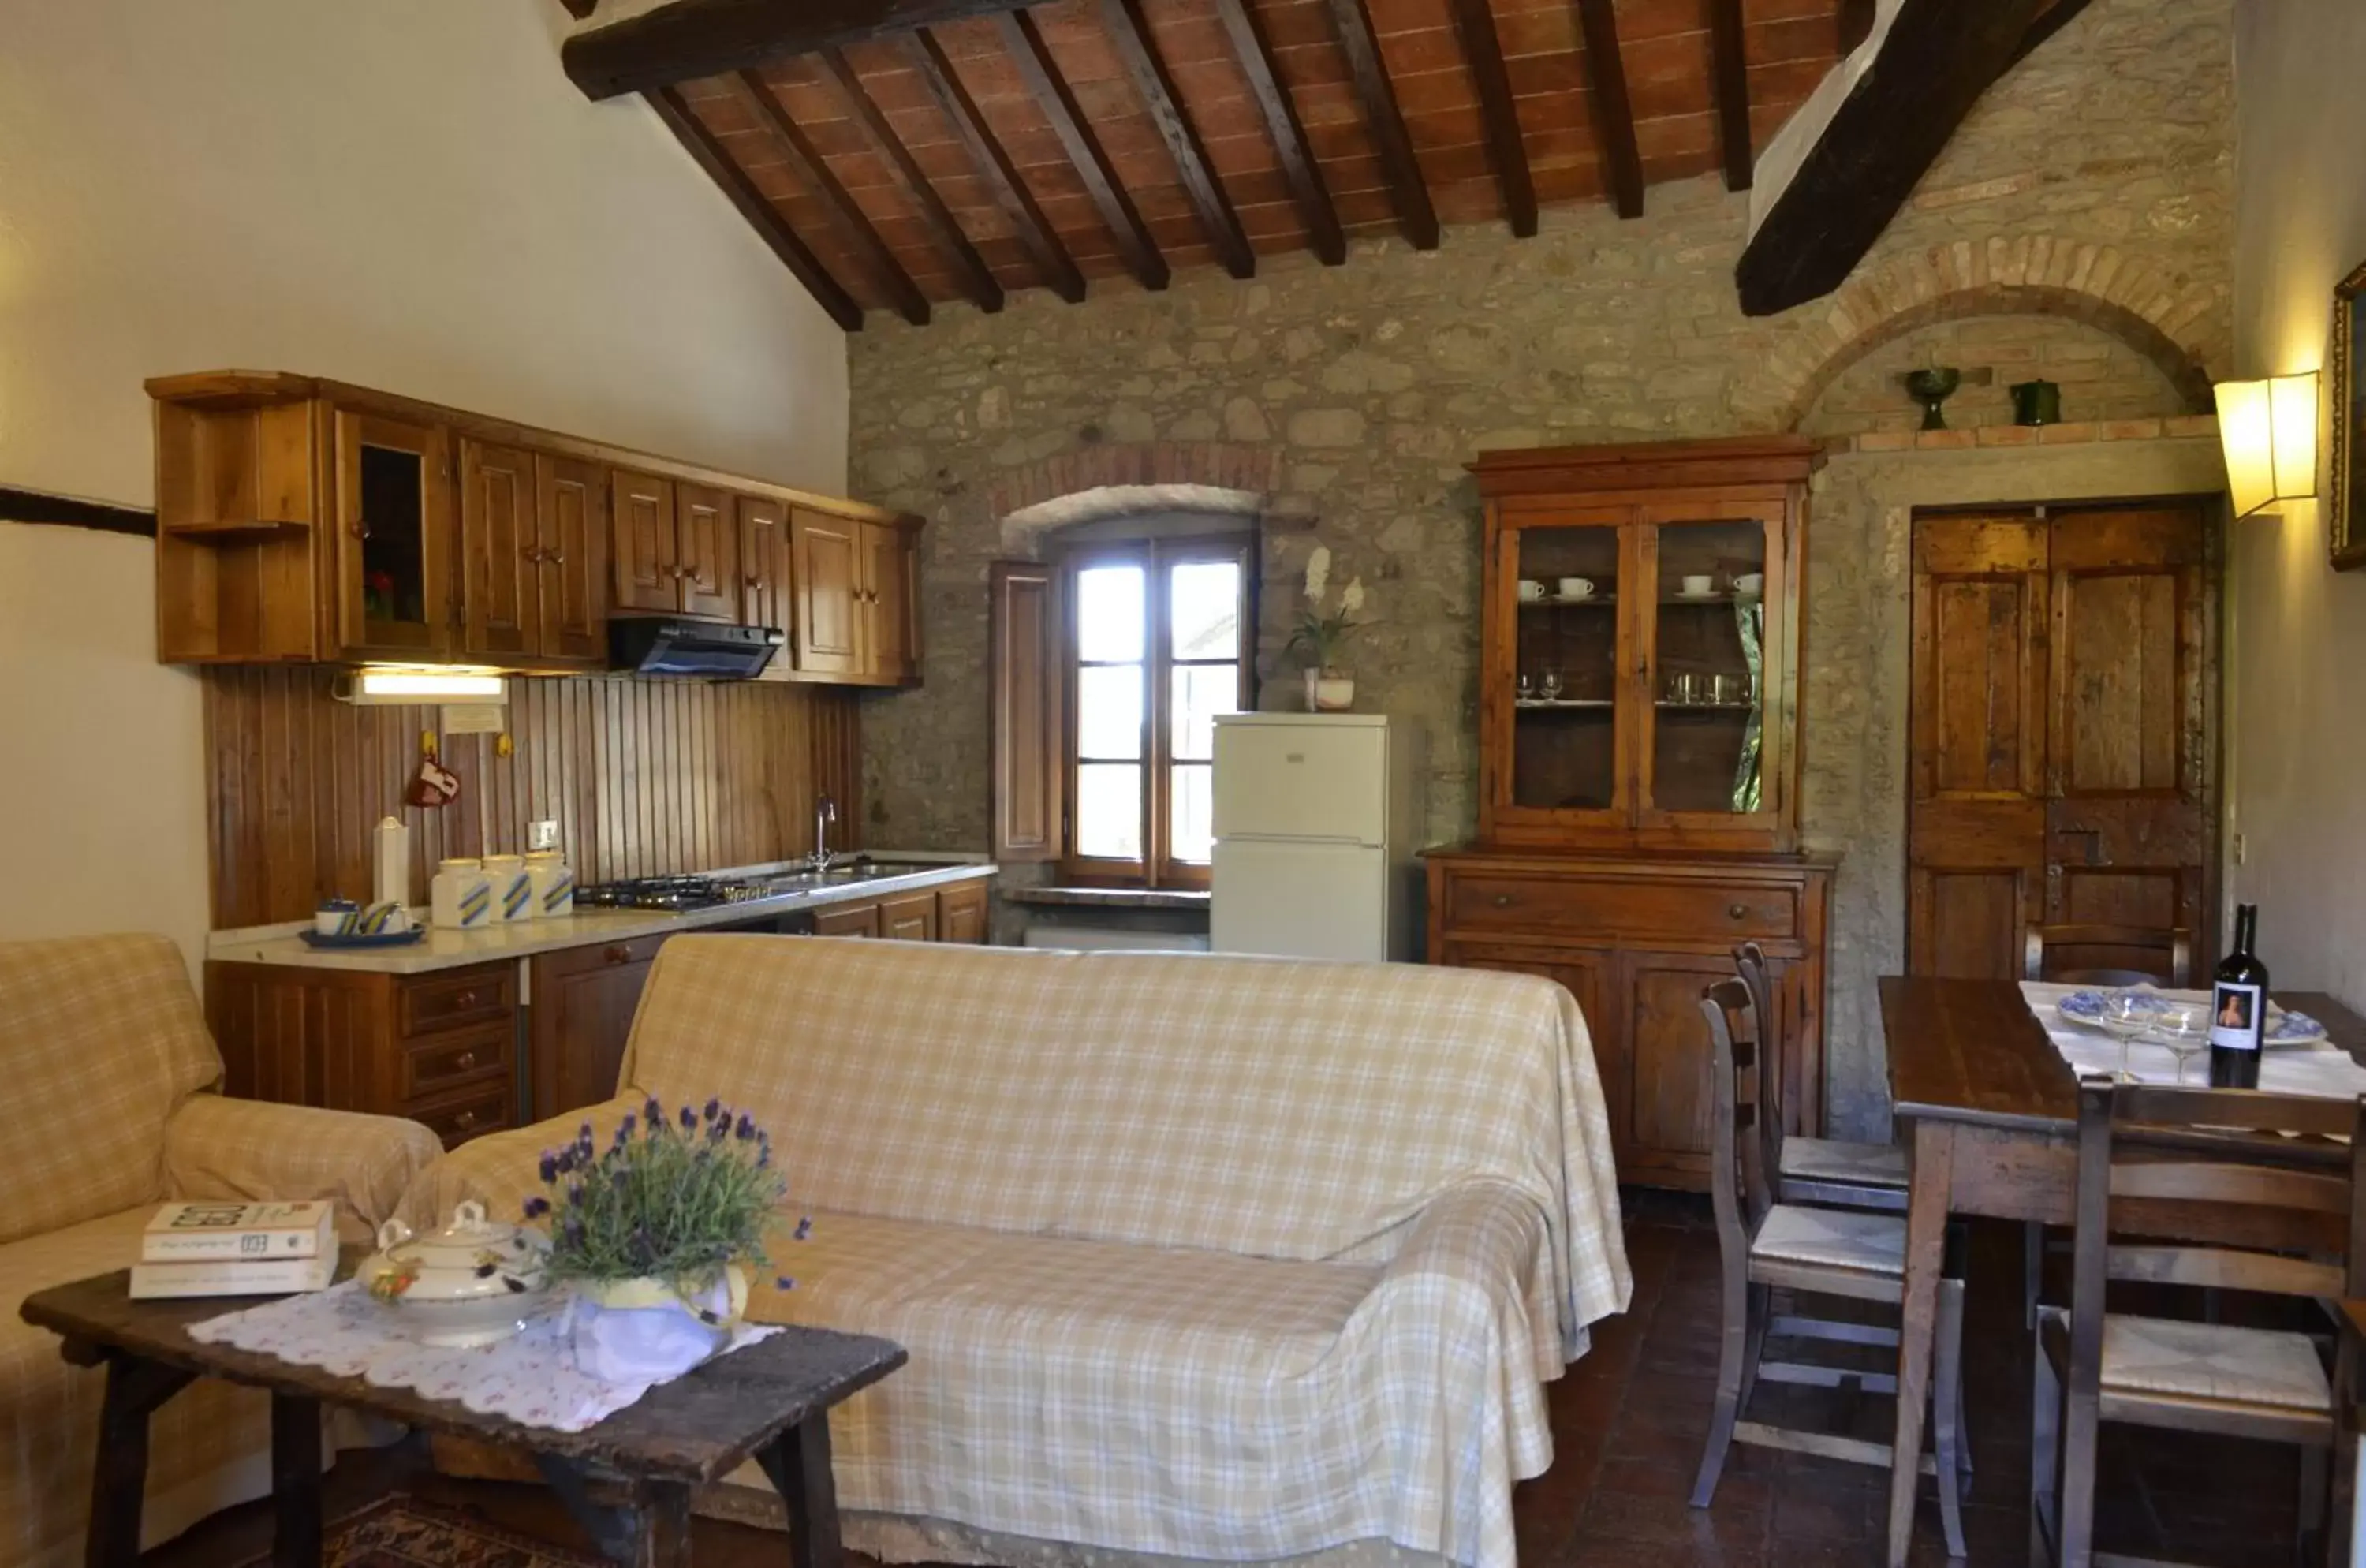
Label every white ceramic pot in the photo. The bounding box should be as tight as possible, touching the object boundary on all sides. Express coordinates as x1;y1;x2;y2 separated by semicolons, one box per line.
361;1200;550;1348
1304;670;1355;712
569;1265;749;1383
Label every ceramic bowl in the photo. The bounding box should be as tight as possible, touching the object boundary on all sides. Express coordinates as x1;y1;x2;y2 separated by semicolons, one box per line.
360;1200;550;1347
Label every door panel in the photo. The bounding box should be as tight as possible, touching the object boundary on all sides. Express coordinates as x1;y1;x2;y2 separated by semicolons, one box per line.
1621;950;1734;1185
676;483;737;620
460;439;537;660
1439;943;1619;1159
611;470;677;614
1908;504;2214;978
535;453;609;665
862;520;917;681
333;411;450;659
738;495;789;633
793;511;862;675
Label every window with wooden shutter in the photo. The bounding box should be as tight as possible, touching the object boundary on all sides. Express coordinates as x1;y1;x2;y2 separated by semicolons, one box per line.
990;560;1064;862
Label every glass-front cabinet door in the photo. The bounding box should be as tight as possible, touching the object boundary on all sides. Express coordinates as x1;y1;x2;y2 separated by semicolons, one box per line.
334;409;451;659
1635;502;1785;838
1494;504;1635;834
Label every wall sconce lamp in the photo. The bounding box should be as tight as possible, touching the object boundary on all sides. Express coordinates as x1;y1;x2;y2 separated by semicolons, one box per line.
2214;371;2319;517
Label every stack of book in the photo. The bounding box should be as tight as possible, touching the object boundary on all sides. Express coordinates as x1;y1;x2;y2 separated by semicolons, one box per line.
129;1200;338;1299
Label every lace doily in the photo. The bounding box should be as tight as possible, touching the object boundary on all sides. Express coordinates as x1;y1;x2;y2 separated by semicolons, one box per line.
188;1279;780;1433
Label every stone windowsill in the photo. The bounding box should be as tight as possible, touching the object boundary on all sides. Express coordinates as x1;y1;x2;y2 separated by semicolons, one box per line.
1003;885;1211;912
1825;414;2219;456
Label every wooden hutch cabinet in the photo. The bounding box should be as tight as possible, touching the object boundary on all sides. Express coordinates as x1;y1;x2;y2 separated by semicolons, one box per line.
1427;438;1834;1190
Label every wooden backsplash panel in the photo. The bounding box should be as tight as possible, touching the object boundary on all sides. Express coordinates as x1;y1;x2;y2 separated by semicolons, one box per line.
203;668;862;928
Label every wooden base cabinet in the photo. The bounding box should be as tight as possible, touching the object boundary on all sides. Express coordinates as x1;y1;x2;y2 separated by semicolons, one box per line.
529;936;662;1123
1427;849;1833;1191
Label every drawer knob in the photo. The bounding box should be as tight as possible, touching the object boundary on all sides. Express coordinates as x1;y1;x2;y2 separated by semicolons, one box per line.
1491;894;1513;909
604;945;633;965
454;1110;478;1129
456;1051;476;1070
453;991;477;1009
1728;903;1748;920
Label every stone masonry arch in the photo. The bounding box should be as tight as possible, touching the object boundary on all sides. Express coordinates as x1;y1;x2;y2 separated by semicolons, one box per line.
1735;234;2224;432
983;442;1282;553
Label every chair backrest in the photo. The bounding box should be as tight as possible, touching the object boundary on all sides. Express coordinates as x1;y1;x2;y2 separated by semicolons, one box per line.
2025;924;2192;988
1732;943;1785;1174
2066;1077;2366;1398
1700;978;1778;1256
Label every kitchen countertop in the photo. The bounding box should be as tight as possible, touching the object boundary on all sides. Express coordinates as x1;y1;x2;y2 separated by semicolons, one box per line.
206;861;996;976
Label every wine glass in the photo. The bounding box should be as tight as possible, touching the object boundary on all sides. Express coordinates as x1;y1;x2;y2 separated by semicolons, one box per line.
1515;671;1532;702
1539;670;1564;701
2151;1001;2211;1086
2095;991;2157;1084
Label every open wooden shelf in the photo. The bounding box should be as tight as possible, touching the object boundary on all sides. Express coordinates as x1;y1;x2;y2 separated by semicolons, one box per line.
161;519;308;545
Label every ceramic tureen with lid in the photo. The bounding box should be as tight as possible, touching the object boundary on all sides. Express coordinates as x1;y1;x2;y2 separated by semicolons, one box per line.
361;1200;550;1347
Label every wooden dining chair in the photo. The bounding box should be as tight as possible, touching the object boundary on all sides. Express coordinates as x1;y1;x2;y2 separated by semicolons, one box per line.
2019;924;2196;1327
1691;977;1969;1555
1735;943;1909;1211
2029;1077;2366;1568
2023;924;2194;988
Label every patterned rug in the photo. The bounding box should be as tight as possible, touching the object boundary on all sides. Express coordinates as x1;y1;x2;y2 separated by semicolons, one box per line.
232;1496;603;1568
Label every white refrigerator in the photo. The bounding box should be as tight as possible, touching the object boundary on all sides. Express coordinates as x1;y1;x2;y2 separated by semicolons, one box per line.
1209;714;1423;962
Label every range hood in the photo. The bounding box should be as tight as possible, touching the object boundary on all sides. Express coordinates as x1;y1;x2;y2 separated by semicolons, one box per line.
608;618;784;679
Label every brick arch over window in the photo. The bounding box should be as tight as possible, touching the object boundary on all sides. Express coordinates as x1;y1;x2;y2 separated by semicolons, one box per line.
983;442;1282;539
1737;237;2223;432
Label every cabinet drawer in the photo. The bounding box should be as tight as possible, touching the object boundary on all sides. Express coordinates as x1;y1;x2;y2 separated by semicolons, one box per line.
398;1024;511;1102
408;1082;511;1148
1445;873;1798;942
397;965;515;1038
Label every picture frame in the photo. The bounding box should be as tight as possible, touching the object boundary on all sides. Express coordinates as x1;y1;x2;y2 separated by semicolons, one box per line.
2331;258;2366;570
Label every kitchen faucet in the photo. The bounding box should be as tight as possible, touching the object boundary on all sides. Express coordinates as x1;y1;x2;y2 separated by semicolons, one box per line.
812;794;838;872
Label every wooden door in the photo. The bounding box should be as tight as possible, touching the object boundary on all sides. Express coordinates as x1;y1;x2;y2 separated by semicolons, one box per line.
675;482;739;621
534;453;610;666
938;881;988;943
1909;505;2212;977
459;439;538;661
812;900;880;939
1618;949;1735;1187
738;495;789;633
879;890;938;942
861;520;919;682
332;409;451;659
792;510;862;675
530;939;662;1121
611;469;677;614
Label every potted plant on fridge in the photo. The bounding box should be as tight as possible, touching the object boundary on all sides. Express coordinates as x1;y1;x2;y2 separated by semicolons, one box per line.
1286;547;1365;712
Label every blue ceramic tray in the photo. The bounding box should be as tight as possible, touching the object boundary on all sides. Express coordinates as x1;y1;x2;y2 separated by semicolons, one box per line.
297;928;427;950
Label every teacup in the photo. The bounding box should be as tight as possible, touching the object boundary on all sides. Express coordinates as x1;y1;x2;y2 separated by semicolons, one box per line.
1681;573;1716;598
1558;577;1595;599
1517;579;1546;602
1733;572;1764;596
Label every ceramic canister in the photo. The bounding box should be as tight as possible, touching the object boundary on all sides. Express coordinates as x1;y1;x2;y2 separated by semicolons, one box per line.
483;854;532;923
430;858;493;930
524;849;574;919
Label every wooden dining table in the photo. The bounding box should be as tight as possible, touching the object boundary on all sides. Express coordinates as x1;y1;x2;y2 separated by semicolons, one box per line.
1875;977;2366;1567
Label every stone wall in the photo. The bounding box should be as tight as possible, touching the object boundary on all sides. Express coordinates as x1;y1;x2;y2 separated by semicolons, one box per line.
845;0;2235;1124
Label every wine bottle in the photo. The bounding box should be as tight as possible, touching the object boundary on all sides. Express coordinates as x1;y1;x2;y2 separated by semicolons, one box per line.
2208;904;2267;1089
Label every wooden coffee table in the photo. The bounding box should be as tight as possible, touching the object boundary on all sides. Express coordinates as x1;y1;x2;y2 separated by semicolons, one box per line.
18;1253;905;1568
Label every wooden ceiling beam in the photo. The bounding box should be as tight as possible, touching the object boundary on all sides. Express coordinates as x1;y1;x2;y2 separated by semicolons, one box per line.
905;28;1087;304
1102;0;1255;280
819;47;1005;315
1574;0;1644;219
642;88;864;332
565;0;1028;101
1446;0;1536;237
998;9;1171;293
722;70;932;327
1214;0;1345;266
1322;0;1439;252
1706;0;1753;192
1737;0;2050;315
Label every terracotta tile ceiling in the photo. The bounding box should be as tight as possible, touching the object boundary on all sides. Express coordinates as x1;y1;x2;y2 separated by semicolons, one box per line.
658;0;1847;325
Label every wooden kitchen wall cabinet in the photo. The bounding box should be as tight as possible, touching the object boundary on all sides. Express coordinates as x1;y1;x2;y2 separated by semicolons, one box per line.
151;371;921;687
1431;437;1834;1193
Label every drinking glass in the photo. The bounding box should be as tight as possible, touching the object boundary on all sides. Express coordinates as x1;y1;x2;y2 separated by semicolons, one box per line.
1516;671;1532;701
1539;670;1564;701
2151;1002;2211;1085
2095;990;2155;1083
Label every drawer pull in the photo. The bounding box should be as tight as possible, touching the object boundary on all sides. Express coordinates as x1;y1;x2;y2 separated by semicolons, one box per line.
453;1110;478;1129
452;991;478;1009
1491;894;1514;909
1728;903;1748;920
455;1051;476;1071
604;944;633;965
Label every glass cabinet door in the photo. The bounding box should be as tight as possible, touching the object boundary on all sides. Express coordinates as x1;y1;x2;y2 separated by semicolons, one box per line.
335;409;449;657
1505;513;1629;818
1639;507;1778;825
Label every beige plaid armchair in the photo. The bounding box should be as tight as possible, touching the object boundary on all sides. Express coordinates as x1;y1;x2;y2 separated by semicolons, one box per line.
423;936;1630;1568
0;935;442;1568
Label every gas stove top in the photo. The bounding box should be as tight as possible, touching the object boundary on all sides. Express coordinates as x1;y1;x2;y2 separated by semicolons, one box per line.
573;875;791;912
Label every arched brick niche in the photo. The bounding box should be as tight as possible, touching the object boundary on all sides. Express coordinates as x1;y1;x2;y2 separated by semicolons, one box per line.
1736;235;2222;432
983;442;1282;539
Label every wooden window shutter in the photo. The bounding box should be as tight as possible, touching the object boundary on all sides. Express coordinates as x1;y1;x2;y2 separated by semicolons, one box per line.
990;560;1065;862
